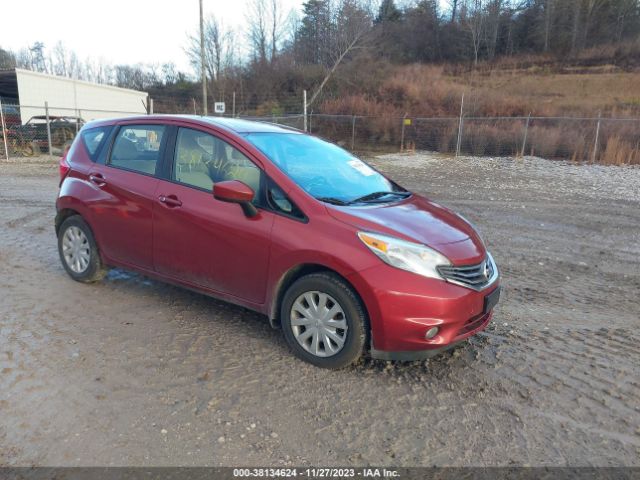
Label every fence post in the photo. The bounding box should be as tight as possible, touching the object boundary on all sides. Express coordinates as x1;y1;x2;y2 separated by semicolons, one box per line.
351;115;356;151
520;112;531;158
303;90;308;132
456;93;465;157
45;101;53;158
0;98;9;161
400;115;406;152
232;92;236;117
592;111;601;163
149;98;154;115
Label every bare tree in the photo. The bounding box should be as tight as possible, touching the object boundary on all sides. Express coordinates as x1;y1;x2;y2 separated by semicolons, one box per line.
485;0;502;60
570;0;582;54
187;15;237;98
269;0;286;62
449;0;459;22
615;0;638;42
245;0;286;64
582;0;607;49
542;0;554;52
0;48;16;70
247;0;268;63
460;0;486;66
307;0;372;107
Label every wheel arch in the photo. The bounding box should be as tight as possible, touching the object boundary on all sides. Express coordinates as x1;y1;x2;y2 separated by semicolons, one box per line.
268;263;370;331
55;208;82;235
55;208;105;265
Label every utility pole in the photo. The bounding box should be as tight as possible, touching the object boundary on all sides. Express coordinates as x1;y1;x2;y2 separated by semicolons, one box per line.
303;90;307;132
455;93;465;157
199;0;208;116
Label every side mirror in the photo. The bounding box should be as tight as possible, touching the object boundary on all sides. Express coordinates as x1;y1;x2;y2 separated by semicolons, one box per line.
213;180;258;217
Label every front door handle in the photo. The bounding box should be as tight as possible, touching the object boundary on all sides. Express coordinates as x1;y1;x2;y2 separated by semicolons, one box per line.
158;194;182;208
89;173;106;186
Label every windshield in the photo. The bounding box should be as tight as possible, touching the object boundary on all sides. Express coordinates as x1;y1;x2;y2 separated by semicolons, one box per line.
244;132;406;204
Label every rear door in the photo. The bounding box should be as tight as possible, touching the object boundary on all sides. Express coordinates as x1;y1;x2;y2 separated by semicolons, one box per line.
152;126;275;304
86;123;167;270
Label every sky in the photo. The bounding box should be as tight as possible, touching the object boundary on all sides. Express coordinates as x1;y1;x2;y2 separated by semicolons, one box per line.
1;0;305;74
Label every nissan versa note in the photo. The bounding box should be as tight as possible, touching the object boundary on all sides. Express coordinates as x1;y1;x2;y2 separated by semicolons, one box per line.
56;116;500;369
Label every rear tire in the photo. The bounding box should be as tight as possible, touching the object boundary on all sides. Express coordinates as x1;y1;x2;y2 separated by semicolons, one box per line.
281;272;367;369
57;215;107;283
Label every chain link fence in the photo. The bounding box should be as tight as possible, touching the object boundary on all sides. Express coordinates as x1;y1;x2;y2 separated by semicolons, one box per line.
0;101;144;160
2;98;639;165
308;114;640;165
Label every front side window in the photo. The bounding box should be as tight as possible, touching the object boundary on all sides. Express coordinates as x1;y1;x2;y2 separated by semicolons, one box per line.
173;128;262;199
244;133;407;205
266;178;305;220
109;125;165;175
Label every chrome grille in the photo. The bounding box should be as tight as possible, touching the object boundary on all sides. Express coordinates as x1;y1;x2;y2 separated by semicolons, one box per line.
438;253;498;291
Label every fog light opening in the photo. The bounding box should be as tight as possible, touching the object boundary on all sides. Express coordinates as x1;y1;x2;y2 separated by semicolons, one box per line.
425;327;439;339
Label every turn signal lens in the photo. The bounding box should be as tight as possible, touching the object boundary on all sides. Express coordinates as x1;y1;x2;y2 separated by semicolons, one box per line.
358;232;388;253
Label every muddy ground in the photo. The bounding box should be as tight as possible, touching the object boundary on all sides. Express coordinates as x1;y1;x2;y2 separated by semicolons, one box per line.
0;154;638;467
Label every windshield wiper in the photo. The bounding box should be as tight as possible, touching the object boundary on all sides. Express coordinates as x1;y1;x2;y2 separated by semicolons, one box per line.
316;196;349;206
349;191;411;204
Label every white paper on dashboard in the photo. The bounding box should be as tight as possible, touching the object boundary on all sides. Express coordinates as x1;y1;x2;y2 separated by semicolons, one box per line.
347;159;376;176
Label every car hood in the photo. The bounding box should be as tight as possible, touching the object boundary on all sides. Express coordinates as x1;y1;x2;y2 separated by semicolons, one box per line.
326;194;485;264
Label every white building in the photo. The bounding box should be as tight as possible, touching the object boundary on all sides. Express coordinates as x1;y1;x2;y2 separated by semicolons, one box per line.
0;68;148;123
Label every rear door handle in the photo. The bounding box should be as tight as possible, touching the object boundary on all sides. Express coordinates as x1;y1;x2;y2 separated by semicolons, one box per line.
158;194;182;208
89;173;106;186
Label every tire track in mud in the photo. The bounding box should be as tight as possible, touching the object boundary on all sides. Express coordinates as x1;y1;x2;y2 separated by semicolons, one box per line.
476;325;640;447
1;157;639;466
4;206;51;229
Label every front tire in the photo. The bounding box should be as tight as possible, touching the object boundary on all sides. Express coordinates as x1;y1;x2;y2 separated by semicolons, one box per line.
281;272;367;369
58;215;107;283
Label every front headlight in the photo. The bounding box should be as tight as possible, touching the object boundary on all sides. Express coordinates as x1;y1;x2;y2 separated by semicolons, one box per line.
357;231;451;280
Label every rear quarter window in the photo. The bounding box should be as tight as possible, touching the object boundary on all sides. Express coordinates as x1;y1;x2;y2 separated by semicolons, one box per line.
81;126;112;161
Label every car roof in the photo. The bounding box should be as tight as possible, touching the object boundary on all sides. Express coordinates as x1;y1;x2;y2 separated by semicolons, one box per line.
86;115;301;135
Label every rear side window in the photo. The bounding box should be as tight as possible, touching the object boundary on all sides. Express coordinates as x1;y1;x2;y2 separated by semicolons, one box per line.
109;125;166;175
81;126;112;161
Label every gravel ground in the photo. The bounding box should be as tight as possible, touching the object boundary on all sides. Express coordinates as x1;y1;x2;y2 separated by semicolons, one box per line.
0;153;639;467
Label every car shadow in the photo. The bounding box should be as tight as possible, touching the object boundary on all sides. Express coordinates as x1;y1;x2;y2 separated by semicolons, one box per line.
102;267;492;382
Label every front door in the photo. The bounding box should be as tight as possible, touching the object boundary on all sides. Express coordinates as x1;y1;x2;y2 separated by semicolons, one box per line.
152;126;274;304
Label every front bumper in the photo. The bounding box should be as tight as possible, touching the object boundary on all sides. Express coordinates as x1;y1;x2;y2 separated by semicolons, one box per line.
346;263;500;358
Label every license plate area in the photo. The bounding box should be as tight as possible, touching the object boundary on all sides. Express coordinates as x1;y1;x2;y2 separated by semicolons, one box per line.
483;287;501;314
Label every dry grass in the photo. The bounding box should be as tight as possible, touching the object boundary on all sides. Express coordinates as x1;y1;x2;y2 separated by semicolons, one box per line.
322;64;640;119
316;54;640;164
600;136;640;165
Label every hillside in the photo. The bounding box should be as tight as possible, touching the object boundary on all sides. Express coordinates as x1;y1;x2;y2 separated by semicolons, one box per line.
320;43;640;119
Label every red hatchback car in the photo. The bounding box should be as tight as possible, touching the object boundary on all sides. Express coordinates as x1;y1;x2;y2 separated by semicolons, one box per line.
56;116;500;369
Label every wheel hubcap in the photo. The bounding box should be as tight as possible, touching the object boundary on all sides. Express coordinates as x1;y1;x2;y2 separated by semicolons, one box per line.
62;226;91;274
291;291;347;358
